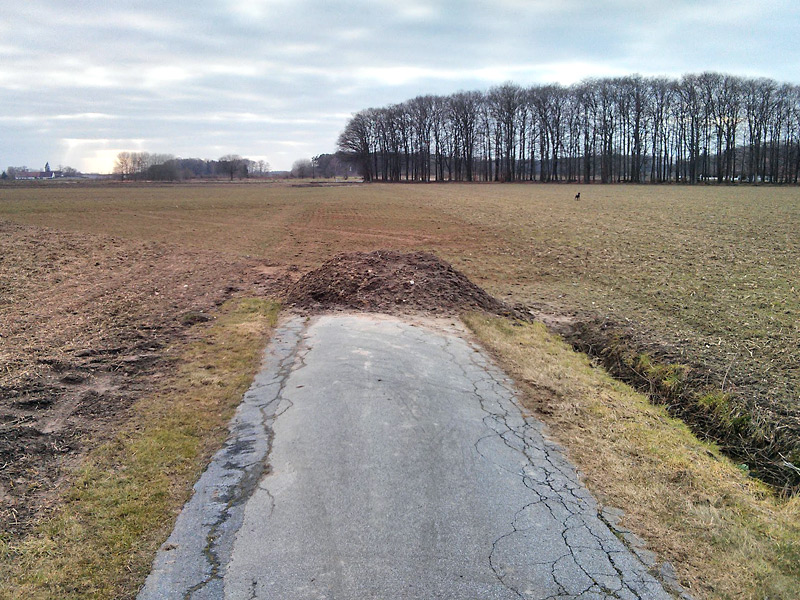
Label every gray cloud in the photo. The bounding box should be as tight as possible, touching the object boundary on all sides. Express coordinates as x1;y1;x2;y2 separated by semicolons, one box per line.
1;0;798;172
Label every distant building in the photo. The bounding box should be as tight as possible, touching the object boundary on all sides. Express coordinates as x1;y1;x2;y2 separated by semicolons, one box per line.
17;165;64;180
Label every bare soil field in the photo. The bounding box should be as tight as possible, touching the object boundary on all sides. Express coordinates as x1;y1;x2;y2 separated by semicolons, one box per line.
2;182;797;486
0;218;287;536
0;180;798;598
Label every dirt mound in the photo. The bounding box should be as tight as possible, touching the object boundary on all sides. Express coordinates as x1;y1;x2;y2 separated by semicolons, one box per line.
286;250;517;316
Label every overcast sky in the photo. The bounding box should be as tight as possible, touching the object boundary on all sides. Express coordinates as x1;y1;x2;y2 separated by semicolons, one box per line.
2;0;799;173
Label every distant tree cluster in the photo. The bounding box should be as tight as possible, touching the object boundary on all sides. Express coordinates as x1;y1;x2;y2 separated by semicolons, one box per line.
290;158;314;178
337;73;800;184
112;152;270;181
287;154;351;179
313;154;352;178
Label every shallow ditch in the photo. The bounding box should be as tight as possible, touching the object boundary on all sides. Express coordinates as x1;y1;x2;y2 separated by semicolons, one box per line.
553;314;800;496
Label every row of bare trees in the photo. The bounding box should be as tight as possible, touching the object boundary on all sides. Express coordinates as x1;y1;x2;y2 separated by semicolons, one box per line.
337;73;800;184
113;152;270;181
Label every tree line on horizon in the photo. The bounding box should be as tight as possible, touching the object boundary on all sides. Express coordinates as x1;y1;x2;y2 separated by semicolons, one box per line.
112;152;271;181
337;72;800;184
2;164;80;180
110;152;351;181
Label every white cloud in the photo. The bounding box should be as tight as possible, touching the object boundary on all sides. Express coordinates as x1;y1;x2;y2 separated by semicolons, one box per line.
227;0;292;21
60;138;150;173
1;0;799;171
142;65;197;88
167;112;325;125
53;113;117;121
394;3;439;20
530;62;631;86
350;62;629;87
0;113;117;124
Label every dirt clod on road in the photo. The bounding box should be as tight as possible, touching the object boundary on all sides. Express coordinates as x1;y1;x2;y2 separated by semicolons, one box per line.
286;250;520;317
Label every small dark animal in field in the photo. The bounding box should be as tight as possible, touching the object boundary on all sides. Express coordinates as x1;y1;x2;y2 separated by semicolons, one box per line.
574;192;581;200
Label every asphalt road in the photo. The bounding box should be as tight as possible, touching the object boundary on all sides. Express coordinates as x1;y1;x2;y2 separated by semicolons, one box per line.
138;314;675;600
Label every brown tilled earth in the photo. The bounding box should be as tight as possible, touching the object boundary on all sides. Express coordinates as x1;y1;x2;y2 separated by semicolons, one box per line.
1;182;798;536
286;250;523;317
0;221;291;536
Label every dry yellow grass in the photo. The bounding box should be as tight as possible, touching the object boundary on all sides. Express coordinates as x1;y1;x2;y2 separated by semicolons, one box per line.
463;313;800;600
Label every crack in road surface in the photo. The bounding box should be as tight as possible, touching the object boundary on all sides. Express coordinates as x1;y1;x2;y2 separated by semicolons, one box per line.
139;314;681;600
139;318;307;600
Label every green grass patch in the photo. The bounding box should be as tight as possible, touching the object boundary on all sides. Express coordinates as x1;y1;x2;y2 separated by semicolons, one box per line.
0;298;280;599
631;352;690;396
696;390;753;430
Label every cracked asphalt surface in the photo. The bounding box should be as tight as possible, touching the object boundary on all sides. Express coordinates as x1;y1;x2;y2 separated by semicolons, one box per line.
138;314;675;600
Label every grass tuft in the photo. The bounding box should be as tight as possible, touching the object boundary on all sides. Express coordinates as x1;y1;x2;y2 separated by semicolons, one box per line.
633;352;690;395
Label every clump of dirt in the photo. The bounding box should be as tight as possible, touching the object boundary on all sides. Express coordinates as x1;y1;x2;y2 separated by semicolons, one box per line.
286;250;522;318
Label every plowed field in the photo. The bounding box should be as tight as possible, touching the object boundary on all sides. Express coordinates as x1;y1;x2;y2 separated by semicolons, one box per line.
1;181;798;530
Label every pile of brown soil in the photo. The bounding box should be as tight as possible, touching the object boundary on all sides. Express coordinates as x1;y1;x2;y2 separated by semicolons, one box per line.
286;250;518;317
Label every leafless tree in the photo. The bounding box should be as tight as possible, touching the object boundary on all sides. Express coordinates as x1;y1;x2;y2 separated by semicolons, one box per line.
217;154;247;180
337;72;800;185
291;158;313;178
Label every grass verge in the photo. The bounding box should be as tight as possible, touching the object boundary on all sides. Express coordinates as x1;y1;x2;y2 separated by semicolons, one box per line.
463;313;800;600
0;298;280;599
